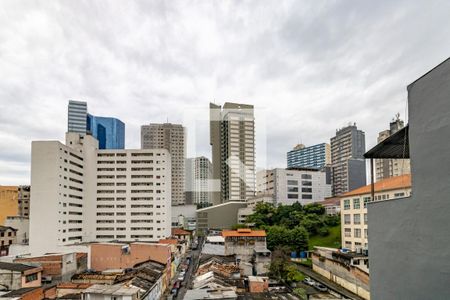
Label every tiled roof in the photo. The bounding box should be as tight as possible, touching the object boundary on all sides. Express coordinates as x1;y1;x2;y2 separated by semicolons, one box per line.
172;228;191;236
341;174;411;197
158;239;178;245
0;226;17;232
318;197;341;206
222;229;266;237
0;261;38;272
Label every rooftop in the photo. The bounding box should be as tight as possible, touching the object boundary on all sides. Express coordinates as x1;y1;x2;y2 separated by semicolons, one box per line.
172;228;191;236
222;229;266;237
341;174;411;197
0;287;40;297
318;197;341;206
364;125;409;159
158;238;178;245
0;226;17;232
83;284;140;296
0;261;38;272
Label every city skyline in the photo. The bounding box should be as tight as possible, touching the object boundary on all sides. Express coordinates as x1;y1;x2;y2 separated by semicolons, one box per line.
2;1;450;184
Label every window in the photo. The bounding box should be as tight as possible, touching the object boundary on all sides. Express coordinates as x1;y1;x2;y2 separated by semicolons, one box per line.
363;197;371;208
364;213;368;224
302;194;312;199
302;188;312;193
287;180;298;185
364;229;368;238
301;174;312;179
287;194;298;199
354;228;361;238
394;192;405;198
26;273;38;282
344;228;351;237
302;181;312;186
344;214;351;224
344;199;350;210
353;198;360;209
354;214;361;224
287;187;298;192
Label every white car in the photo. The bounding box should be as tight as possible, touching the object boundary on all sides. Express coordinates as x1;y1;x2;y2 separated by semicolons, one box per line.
303;277;315;286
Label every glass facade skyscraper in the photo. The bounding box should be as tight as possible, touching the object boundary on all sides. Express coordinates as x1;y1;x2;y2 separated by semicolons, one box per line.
67;100;125;149
87;114;125;149
287;143;331;169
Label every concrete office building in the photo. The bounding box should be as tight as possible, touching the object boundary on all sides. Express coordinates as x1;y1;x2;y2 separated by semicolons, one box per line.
331;124;366;196
367;58;450;299
256;168;332;206
185;156;212;205
340;174;411;251
30;132;171;255
375;115;410;181
196;202;247;233
210;102;256;204
287;143;331;169
68;100;88;134
141;123;185;206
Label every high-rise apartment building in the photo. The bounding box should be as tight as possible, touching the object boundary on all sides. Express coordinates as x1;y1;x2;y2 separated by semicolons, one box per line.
256;168;332;205
210;102;256;204
375;115;410;181
330;124;366;196
141;123;185;205
17;186;30;218
67;100;125;149
68;100;88;134
287;143;331;169
29;133;171;255
185;157;212;206
87;115;125;149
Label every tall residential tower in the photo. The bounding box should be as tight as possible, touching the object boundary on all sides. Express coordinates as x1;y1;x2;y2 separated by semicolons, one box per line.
210;102;256;204
185;157;213;206
141;123;186;205
330;123;366;196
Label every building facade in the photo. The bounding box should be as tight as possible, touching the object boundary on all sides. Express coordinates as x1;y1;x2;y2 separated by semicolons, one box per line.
141;123;185;206
340;174;411;251
287;143;331;169
0;226;17;256
0;186;18;225
68;100;88;134
87;115;125;149
256;168;332;206
30;132;171;254
18;185;31;218
185;156;212;205
375;115;410;181
330;124;366;196
210;102;256;204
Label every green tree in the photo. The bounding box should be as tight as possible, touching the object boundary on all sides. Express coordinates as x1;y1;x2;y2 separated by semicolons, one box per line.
293;287;308;300
289;226;309;252
269;246;291;281
303;203;326;215
266;225;291;250
286;264;305;282
246;202;276;227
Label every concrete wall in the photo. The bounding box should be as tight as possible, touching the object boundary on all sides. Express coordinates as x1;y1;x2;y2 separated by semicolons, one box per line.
196;202;247;232
368;59;450;299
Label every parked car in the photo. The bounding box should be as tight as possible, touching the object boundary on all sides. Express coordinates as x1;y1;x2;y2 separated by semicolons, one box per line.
314;282;328;292
302;277;315;286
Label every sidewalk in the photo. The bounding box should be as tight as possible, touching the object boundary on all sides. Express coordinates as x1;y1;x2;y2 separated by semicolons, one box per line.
296;264;365;300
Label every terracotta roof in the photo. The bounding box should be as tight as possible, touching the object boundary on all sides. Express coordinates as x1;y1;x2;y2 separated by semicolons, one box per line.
342;174;411;197
57;282;92;289
172;228;191;236
158;239;178;245
222;229;266;237
318;197;341;206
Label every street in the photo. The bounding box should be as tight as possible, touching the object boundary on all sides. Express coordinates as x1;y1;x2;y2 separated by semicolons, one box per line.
175;247;201;300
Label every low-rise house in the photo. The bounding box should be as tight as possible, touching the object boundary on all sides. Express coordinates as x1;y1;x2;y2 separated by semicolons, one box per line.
4;217;28;245
312;247;369;300
0;226;17;257
202;236;225;255
318;197;341;215
171;228;191;246
81;284;140;300
0;262;42;291
248;276;269;293
253;248;271;275
0;286;44;300
184;287;238;300
222;229;267;261
55;283;92;299
14;253;87;283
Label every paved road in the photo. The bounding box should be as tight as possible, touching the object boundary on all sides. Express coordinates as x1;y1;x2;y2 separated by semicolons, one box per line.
296;264;365;300
176;247;201;300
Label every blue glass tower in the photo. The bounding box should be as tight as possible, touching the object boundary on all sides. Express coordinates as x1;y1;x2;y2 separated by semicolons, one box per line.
287;143;330;169
87;114;125;149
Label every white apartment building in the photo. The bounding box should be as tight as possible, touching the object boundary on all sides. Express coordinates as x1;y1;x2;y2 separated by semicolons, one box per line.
256;168;332;206
185;157;212;205
340;174;411;252
30;133;171;255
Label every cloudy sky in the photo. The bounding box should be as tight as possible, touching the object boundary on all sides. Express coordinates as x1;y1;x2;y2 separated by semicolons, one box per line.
1;1;450;185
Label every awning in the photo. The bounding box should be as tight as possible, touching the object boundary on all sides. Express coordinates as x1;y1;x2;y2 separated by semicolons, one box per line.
364;125;409;159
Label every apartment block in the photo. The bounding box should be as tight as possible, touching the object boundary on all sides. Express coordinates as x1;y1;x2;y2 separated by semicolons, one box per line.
375;115;410;181
256;168;332;206
0;186;18;225
29;132;171;255
331;124;366;196
287;143;331;169
185;156;212;205
210;102;256;204
68;100;88;134
340;174;411;251
141;123;185;205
